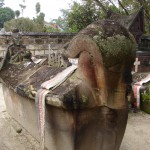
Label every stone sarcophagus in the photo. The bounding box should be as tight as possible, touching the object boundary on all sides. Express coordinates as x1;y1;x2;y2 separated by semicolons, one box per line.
0;20;135;150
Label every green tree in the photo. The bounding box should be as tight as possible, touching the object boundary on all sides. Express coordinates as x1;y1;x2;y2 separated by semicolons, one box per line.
63;0;101;32
44;25;60;33
19;0;26;17
35;2;40;15
4;17;44;32
34;12;45;28
15;10;20;18
61;0;149;34
0;7;15;28
48;16;68;32
0;0;4;8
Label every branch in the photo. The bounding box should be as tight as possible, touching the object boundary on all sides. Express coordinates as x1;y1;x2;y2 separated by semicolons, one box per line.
117;0;129;15
93;0;108;14
108;0;118;8
137;0;143;5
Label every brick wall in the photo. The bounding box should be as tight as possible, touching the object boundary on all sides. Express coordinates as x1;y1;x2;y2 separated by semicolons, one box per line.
0;32;76;57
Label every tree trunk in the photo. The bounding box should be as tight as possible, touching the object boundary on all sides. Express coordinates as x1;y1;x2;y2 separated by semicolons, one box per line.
93;0;108;14
117;0;129;15
108;0;118;8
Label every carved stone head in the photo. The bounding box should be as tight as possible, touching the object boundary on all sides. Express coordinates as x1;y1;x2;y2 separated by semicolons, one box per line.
66;20;136;109
11;28;22;45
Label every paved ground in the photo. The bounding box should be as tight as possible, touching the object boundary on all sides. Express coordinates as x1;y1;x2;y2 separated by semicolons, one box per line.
121;111;150;150
0;84;150;150
0;84;40;150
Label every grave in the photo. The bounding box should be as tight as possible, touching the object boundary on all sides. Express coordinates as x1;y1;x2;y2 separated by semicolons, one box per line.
135;36;150;72
0;20;135;150
132;36;150;111
132;36;150;73
134;51;150;72
134;58;141;73
0;8;148;150
0;20;136;150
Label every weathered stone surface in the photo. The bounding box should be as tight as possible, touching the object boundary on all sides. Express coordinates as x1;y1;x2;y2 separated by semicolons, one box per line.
0;51;4;57
26;44;38;50
34;50;45;55
66;20;135;107
35;38;44;44
0;32;75;57
22;37;35;45
0;38;7;45
0;45;8;50
0;20;135;150
38;44;49;50
63;19;135;149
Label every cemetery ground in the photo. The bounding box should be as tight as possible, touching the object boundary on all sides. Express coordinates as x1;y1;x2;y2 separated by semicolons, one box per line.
0;84;150;150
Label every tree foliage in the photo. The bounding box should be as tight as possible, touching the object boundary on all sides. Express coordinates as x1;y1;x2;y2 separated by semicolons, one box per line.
35;2;40;15
93;0;150;33
0;0;4;8
58;0;149;34
19;0;26;17
62;0;102;32
44;16;68;32
15;10;20;18
33;12;45;28
4;17;44;32
58;0;122;32
0;7;15;28
120;0;150;34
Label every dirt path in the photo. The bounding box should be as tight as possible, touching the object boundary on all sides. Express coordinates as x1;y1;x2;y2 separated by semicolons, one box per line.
0;84;150;150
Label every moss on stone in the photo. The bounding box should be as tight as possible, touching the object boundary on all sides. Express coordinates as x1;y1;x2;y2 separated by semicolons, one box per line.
80;95;89;107
94;33;135;67
79;20;136;68
91;21;135;67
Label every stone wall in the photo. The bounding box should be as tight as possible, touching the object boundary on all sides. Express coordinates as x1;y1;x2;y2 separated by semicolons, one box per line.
0;32;76;57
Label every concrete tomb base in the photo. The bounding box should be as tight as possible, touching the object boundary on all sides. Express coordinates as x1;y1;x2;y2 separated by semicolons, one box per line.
3;84;128;150
1;20;136;150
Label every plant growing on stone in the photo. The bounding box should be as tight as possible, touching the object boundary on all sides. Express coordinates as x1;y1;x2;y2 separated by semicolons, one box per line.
141;84;150;103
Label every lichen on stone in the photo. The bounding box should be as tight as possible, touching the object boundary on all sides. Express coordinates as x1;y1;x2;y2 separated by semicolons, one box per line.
81;95;88;105
79;20;136;68
95;33;135;67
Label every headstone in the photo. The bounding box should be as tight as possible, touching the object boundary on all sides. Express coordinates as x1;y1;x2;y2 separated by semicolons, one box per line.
134;58;140;72
0;29;32;70
132;51;150;73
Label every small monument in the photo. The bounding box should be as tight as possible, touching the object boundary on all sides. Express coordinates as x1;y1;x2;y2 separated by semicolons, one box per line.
0;20;135;150
134;58;141;72
0;29;32;70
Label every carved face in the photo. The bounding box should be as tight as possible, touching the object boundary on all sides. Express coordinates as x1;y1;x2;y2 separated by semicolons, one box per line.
66;20;135;109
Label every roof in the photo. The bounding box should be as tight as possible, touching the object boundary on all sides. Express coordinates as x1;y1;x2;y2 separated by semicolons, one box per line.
141;36;150;40
108;7;144;30
0;56;81;109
